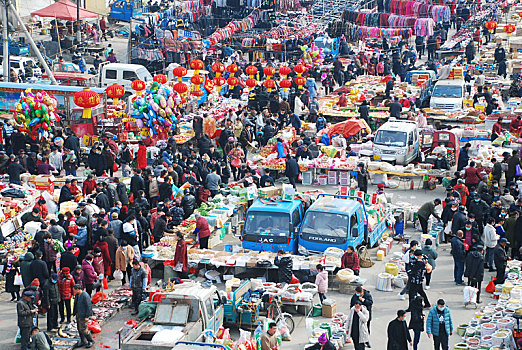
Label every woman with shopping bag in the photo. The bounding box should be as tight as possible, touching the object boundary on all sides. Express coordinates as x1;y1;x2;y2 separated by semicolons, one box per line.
3;250;21;301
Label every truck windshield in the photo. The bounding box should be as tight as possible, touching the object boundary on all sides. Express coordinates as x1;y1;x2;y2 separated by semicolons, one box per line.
374;130;407;147
301;212;349;239
244;211;290;237
432;85;462;98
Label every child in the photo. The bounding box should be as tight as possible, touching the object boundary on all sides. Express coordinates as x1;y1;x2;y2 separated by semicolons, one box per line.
315;264;328;303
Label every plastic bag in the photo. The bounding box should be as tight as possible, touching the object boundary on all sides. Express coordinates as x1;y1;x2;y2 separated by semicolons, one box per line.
14;273;23;286
463;286;478;304
392;276;405;288
485;278;496;293
91;291;107;304
238;328;251;345
87;319;102;333
114;269;124;280
102;277;109;290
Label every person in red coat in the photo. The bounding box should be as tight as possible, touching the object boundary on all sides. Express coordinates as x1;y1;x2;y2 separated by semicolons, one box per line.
82;174;97;196
194;213;211;249
341;246;360;275
33;198;48;220
93;237;112;277
137;141;147;169
58;267;74;323
173;231;188;277
81;255;98;296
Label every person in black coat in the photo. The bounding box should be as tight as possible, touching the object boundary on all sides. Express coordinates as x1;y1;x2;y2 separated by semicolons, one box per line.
389;97;402;118
274;250;293;284
130;169;145;199
197;134;212;157
95;189;110;212
465;245;485;303
494;238;509;284
60;246;78;272
284;154;299;190
357;163;369;193
385;78;394;98
465;40;475;63
7;157;26;184
59;179;75;204
30;250;49;306
159;180;173;203
452;206;467;237
408;296;424;350
457;143;471;171
87;147;106;176
350;286;374;337
434;154;449;170
387;310;412;350
451;231;467;285
359;100;370;125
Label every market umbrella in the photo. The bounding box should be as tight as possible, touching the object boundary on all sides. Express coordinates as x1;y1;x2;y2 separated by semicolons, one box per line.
31;0;99;21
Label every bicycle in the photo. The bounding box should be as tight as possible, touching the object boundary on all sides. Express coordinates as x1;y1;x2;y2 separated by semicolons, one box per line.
265;295;295;334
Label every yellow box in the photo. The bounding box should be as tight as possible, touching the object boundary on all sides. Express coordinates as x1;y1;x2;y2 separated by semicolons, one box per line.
464;99;473;107
376;250;385;261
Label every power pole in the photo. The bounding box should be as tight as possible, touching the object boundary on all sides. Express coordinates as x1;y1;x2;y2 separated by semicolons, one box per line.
76;0;80;44
2;0;8;82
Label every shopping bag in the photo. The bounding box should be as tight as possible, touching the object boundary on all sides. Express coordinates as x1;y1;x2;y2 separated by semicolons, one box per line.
113;163;118;172
516;164;522;177
102;277;109;290
87;319;102;333
114;269;124;281
14;273;23;286
463;286;478;304
485;277;496;293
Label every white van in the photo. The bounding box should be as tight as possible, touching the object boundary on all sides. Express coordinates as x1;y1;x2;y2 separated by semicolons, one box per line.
98;62;153;91
429;79;465;111
0;56;42;78
373;119;420;165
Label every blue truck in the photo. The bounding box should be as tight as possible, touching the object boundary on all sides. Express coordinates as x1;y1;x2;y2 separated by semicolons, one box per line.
109;0;143;22
241;199;304;253
298;194;389;255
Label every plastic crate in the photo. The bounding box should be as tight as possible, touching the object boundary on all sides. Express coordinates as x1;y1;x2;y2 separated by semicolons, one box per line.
327;171;338;185
318;175;328;185
339;171;350;186
302;171;313;185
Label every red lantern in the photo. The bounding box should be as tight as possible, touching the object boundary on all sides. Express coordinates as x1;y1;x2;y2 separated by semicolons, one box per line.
294;64;307;76
192;90;204;97
246;78;257;89
485;20;497;33
226;64;239;77
105;84;125;105
131;80;146;96
212;62;225;77
153;74;168;84
245;65;258;77
519;11;522;18
263;66;276;78
73;88;101;119
204;79;214;92
190;59;204;74
191;75;204;90
279;66;291;78
280;79;292;92
213;76;226;91
294;76;306;89
227;76;239;87
263;79;276;93
173;82;188;95
504;24;516;36
172;66;187;81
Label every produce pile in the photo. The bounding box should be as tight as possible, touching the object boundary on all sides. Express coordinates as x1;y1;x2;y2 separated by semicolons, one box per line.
14;88;59;139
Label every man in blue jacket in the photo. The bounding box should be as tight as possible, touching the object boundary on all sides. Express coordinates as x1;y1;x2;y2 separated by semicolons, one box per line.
73;284;94;348
451;230;466;285
426;299;453;350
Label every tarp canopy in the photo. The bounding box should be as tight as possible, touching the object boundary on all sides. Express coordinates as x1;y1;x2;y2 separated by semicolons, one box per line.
31;0;99;21
321;119;371;139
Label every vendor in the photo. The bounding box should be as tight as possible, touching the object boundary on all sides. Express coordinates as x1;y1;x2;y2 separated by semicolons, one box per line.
433;153;449;170
492;117;503;141
337;93;348;107
194;212;211;249
341;246;360;275
260;322;279;350
509;116;521;135
307;333;336;350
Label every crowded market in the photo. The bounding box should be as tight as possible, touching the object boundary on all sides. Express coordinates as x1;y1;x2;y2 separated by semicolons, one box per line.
1;0;522;348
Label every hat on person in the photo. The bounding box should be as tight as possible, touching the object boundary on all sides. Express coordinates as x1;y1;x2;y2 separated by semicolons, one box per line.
318;333;328;344
500;238;510;245
62;267;70;273
111;212;119;218
65;179;72;184
377;183;385;188
446;186;453;191
23;291;34;297
414;249;423;256
51;273;58;281
78;202;87;207
228;137;234;142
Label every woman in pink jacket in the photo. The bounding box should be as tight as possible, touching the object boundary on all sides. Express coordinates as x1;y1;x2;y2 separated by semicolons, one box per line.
315;264;328;303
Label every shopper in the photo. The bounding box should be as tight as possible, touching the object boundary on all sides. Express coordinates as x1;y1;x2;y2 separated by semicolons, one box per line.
17;291;37;350
130;259;147;315
407;250;431;309
3;251;21;301
315;264;328;303
494;238;509;285
357;163;369;193
173;231;188;278
260;322;279;350
58;267;74;324
387;309;412;350
345;301;370;350
72;284;94;348
417;199;442;235
421;239;438;289
81;255;98;296
408;296;425;350
484;217;498;271
350;286;373;336
47;273;60;332
115;241;135;286
451;230;466;285
426;299;453;350
465;245;485;303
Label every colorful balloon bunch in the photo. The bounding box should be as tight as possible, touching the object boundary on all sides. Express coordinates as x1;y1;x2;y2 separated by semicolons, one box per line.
14;88;59;139
299;43;325;68
130;81;179;137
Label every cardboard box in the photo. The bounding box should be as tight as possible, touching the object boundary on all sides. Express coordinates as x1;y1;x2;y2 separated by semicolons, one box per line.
246;259;257;267
257;186;282;199
322;303;337;318
282;184;295;201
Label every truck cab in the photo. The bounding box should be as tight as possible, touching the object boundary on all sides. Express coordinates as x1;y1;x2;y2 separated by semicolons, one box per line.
373;119;420;165
242;199;304;253
122;284;224;350
98;62;152;91
429;79;465;111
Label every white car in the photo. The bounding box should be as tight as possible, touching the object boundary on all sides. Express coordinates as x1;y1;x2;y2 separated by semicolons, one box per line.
0;56;42;78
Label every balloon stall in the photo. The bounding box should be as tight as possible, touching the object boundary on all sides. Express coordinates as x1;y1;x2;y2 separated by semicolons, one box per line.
14;88;59;139
299;43;325;68
127;81;180;138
